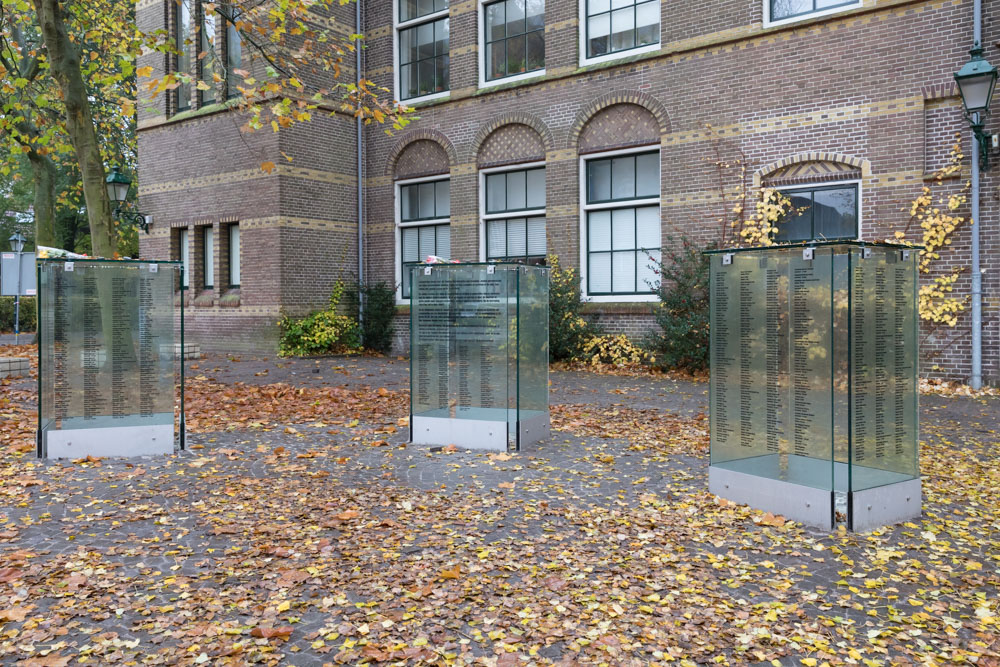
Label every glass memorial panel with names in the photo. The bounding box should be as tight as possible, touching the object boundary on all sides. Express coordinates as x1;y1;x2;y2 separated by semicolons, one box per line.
37;260;182;458
410;263;549;450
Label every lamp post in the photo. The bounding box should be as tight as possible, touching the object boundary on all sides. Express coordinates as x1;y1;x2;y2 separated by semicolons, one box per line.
954;38;997;391
8;231;26;345
105;167;153;234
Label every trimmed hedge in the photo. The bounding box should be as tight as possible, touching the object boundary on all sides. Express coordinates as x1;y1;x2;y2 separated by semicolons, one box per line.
0;296;36;333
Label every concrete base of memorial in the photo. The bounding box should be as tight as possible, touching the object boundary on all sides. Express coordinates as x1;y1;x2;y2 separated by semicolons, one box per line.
848;478;922;532
710;454;922;531
40;422;175;459
411;408;549;451
709;464;836;530
0;357;29;379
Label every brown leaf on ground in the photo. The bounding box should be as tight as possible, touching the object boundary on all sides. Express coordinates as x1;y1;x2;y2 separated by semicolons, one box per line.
250;626;293;639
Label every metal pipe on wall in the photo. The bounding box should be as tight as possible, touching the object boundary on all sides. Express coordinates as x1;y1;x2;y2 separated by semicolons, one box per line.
356;0;365;326
971;0;983;389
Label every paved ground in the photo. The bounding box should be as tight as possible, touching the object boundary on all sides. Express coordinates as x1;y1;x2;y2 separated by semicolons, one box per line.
1;349;998;665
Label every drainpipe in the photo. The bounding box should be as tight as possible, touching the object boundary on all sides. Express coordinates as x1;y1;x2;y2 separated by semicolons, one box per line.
971;0;983;389
356;0;365;326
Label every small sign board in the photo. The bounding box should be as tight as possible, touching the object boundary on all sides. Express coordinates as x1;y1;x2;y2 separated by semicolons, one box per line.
0;252;36;296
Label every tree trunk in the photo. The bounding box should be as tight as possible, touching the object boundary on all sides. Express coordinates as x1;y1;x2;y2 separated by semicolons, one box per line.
26;149;59;248
32;0;116;258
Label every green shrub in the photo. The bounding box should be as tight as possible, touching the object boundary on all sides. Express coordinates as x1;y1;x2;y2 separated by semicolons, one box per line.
644;237;712;372
278;280;361;356
0;296;36;333
346;281;396;354
548;255;601;361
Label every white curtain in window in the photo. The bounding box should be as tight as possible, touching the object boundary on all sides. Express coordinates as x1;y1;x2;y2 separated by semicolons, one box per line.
203;227;214;287
229;225;240;286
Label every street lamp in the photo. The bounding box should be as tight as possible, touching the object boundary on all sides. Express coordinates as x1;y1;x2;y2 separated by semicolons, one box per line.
105;166;153;233
954;41;997;170
953;35;996;392
8;231;26;253
7;231;27;344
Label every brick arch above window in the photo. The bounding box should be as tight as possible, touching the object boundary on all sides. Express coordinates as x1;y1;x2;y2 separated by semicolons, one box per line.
754;152;872;189
476;124;546;169
386;130;458;178
571;91;670;152
471;112;553;161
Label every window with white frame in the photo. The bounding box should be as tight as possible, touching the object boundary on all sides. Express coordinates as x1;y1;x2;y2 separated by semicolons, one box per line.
483;166;546;263
175;0;192;111
583;0;659;62
483;0;544;83
774;183;858;243
199;1;217;105
202;226;215;289
768;0;860;23
399;178;450;298
179;228;190;289
583;149;660;296
397;0;450;101
228;223;241;287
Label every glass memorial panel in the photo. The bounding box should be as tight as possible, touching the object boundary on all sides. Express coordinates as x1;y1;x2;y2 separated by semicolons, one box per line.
410;263;549;450
709;248;834;490
849;246;919;490
37;260;182;458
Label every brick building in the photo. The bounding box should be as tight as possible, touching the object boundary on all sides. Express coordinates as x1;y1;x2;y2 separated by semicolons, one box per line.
138;0;1000;383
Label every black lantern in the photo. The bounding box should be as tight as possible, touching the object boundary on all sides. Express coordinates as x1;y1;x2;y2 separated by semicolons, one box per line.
954;41;998;170
105;166;153;233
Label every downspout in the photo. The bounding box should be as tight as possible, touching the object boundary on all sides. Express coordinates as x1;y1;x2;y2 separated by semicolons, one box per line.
356;0;365;326
971;0;983;389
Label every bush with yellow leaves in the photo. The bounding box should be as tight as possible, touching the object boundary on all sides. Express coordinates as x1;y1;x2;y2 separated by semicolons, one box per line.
893;135;970;334
580;333;655;368
548;255;601;361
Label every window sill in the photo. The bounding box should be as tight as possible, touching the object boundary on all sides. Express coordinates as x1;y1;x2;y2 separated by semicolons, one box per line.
582;294;659;304
193;291;216;307
579;43;661;69
220;289;241;308
478;70;546;93
401;91;450;108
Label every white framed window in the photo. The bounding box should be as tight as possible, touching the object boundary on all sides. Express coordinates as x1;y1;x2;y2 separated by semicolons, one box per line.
179;228;190;289
479;162;546;263
478;0;545;88
198;1;217;105
579;146;661;301
175;0;192;111
395;0;450;103
202;226;215;289
228;223;241;287
764;0;861;27
396;175;451;300
579;0;660;67
773;180;861;243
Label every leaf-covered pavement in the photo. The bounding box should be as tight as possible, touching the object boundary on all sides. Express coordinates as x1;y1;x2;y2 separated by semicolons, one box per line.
1;351;998;665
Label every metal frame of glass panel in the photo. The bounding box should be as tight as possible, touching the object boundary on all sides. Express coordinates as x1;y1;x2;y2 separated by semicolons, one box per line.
409;262;549;452
483;0;545;82
584;0;659;59
706;241;921;531
36;258;186;459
